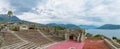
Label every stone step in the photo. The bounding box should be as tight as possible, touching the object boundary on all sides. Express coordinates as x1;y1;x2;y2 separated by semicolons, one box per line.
10;42;28;49
17;43;31;49
1;42;26;49
0;42;42;49
26;43;38;49
23;43;36;49
35;47;41;49
16;42;40;49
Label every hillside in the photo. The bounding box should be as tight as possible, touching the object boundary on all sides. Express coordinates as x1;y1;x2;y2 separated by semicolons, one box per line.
0;14;97;29
0;14;80;29
40;23;98;29
79;25;97;29
41;23;80;29
0;14;21;22
0;14;34;24
97;24;120;29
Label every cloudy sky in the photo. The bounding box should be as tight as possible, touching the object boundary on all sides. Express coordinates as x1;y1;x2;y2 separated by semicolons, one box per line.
0;0;120;26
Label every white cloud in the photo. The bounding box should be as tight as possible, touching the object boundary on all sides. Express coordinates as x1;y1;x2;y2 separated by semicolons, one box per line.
1;0;120;26
85;0;120;25
0;0;9;14
19;0;120;25
0;0;16;14
18;12;40;20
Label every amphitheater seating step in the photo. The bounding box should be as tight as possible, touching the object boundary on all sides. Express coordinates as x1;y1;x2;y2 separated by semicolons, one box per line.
0;42;41;49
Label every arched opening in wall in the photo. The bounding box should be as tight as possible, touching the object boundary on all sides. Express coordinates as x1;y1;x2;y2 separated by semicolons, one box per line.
69;35;73;40
69;34;77;40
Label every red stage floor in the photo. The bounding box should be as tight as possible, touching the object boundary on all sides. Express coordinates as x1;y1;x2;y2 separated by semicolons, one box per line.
47;40;85;49
83;39;110;49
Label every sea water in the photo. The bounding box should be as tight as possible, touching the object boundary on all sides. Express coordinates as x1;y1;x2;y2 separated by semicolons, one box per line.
86;29;120;38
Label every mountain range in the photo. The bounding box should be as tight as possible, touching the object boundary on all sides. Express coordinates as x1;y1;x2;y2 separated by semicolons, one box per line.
41;23;80;29
97;24;120;29
0;14;91;29
0;14;21;23
1;14;120;29
40;23;98;29
79;25;97;29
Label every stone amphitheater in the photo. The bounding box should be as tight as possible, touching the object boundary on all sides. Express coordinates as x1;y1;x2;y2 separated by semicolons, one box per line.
0;25;65;49
0;23;120;49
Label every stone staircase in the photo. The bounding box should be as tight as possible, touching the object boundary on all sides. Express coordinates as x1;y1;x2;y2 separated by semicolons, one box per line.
0;29;63;49
0;42;41;49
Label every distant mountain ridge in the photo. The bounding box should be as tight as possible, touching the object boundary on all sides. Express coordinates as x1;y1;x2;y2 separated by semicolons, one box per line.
79;25;97;29
97;24;120;29
0;14;21;22
41;23;80;29
0;14;98;29
40;23;98;29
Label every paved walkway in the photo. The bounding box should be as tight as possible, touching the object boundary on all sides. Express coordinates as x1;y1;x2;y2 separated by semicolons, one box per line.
47;40;85;49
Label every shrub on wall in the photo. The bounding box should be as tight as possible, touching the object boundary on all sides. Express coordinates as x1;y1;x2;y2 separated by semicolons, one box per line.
11;27;18;31
93;34;101;38
112;37;117;40
54;26;65;30
117;39;120;44
112;37;120;44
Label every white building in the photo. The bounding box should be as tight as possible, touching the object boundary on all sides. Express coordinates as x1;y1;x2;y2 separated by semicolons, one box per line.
19;25;29;30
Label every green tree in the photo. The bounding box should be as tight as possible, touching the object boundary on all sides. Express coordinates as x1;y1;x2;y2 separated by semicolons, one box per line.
93;34;101;38
112;37;117;40
11;27;18;31
7;11;13;22
54;26;65;30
